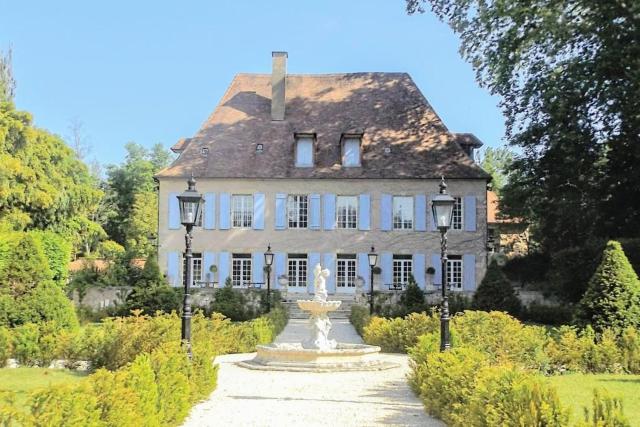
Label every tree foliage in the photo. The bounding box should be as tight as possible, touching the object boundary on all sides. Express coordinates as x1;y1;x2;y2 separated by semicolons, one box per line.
477;147;514;195
124;254;180;315
406;0;640;251
473;260;522;315
575;241;640;333
0;48;15;103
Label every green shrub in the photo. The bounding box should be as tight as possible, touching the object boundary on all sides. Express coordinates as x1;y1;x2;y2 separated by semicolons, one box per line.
149;341;192;425
349;305;371;336
548;241;604;303
520;301;574;326
125;353;161;426
619;327;640;374
399;274;425;313
12;323;40;365
576;389;630;427
473;260;522;315
363;312;439;353
464;365;569;426
0;326;11;367
16;281;79;330
546;326;624;374
29;230;72;286
210;282;254;321
575;241;640;333
447;292;472;315
0;233;51;298
29;383;102;427
125;254;180;315
620;238;640;277
503;252;549;285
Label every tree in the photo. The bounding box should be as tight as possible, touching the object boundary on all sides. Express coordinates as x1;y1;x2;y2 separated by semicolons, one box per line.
477;147;514;195
0;234;51;297
405;0;640;251
124;254;179;315
473;260;521;315
0;48;15;103
575;241;640;333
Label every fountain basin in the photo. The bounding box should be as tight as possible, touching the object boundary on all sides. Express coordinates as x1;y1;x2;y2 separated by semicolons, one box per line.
296;299;341;313
237;342;399;372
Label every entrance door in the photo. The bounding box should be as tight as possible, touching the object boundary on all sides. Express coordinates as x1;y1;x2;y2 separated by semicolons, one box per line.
336;255;357;294
287;255;308;293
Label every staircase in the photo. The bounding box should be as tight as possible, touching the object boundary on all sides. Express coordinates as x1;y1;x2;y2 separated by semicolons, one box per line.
283;295;360;319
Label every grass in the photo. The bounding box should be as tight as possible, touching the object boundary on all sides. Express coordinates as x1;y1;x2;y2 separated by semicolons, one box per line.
548;373;640;425
0;368;88;411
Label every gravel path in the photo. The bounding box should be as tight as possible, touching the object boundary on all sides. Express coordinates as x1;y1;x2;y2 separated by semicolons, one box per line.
182;319;443;427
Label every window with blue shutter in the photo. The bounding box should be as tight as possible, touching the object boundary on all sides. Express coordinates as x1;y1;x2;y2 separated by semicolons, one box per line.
463;254;476;291
464;195;477;232
381;252;393;287
168;192;180;230
204;193;216;229
167;251;181;287
431;254;442;285
380;194;392;231
275;193;287;230
309;194;321;230
307;253;321;293
323;253;336;294
358;194;371;230
219;193;231;230
253;193;265;230
357;253;370;288
427;194;437;231
252;252;264;286
412;254;426;289
274;252;286;290
415;195;427;231
218;252;230;285
203;252;216;285
323;194;336;230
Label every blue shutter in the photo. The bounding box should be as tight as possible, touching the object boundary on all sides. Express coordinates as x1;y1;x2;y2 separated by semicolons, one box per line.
203;252;216;285
274;252;286;290
381;252;393;287
412;253;426;290
168;192;180;230
253;193;265;230
309;194;321;230
427;194;437;231
323;253;336;294
357;253;370;290
415;195;426;231
204;193;216;229
308;253;321;293
275;193;287;230
218;252;230;286
380;194;392;231
166;251;181;287
219;193;231;230
431;254;442;286
323;194;336;230
252;252;264;287
464;195;477;232
463;254;476;291
358;194;371;230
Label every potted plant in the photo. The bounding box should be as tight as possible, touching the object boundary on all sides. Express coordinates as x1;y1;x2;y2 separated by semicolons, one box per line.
372;266;382;275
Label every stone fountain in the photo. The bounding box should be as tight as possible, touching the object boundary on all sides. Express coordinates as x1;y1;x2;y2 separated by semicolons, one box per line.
238;264;397;372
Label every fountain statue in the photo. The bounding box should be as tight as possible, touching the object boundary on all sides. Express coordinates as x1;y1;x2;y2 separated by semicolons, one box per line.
238;263;397;372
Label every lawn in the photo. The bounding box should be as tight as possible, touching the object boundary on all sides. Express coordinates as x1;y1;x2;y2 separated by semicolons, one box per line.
0;368;88;411
548;374;640;425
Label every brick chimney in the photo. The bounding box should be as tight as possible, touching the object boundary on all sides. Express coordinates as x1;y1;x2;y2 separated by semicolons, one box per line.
271;51;287;121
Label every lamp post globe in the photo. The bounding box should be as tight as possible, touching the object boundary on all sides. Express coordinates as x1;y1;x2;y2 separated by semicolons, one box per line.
431;177;455;352
176;174;203;359
368;246;378;315
264;244;274;312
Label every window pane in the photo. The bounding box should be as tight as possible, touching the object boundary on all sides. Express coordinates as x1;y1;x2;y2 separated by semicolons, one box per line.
336;258;357;288
287;195;308;228
337;196;358;229
452;197;463;230
342;138;361;167
232;195;253;228
296;138;313;167
393;196;414;230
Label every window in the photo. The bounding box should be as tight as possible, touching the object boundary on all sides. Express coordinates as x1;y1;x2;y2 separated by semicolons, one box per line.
295;136;314;167
336;254;357;289
183;253;203;286
452;197;463;230
232;195;253;228
447;255;463;290
232;254;252;287
287;195;308;228
342;137;361;167
393;255;412;286
393;196;414;230
287;254;307;288
336;196;358;229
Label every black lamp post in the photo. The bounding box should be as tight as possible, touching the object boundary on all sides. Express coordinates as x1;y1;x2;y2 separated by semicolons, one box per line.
368;246;378;315
264;244;274;312
431;177;455;352
177;175;203;359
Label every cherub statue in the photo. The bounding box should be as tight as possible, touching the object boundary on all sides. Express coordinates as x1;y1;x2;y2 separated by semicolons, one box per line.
313;263;330;302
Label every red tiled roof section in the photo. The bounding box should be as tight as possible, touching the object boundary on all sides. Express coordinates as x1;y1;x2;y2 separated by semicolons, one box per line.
487;191;522;224
156;73;490;180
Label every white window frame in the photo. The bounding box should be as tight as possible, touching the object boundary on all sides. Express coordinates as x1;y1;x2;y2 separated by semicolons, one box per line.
295;136;314;167
232;194;253;228
287;255;307;288
232;254;252;288
183;253;203;286
341;137;361;167
336;196;358;229
447;256;463;291
452;196;463;231
336;255;357;289
392;255;413;286
393;196;414;230
287;195;308;229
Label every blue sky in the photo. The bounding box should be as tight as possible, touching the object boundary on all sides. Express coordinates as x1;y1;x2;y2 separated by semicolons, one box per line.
1;0;505;167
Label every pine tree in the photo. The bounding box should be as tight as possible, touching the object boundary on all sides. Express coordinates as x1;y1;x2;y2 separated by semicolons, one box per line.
473;260;521;315
575;241;640;332
0;234;51;297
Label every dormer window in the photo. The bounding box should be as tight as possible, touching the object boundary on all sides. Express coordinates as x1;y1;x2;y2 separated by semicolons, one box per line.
341;135;362;167
295;134;314;167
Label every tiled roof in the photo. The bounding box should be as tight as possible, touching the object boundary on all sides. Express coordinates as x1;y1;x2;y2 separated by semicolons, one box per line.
156;73;490;180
